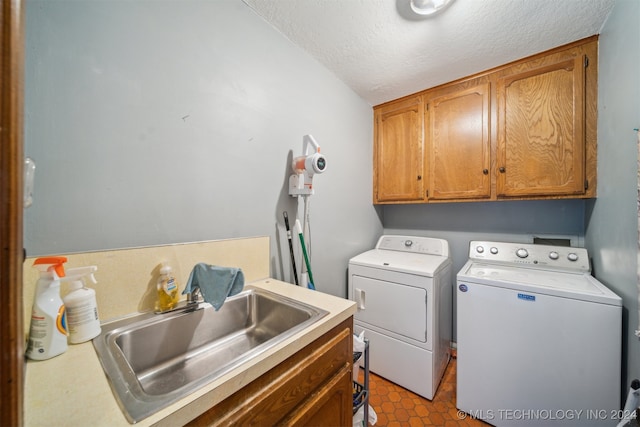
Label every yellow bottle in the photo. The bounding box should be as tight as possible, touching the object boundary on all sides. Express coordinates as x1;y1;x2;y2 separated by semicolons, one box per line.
157;263;180;312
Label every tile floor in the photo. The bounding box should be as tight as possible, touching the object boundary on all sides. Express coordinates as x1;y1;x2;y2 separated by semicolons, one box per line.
360;356;490;426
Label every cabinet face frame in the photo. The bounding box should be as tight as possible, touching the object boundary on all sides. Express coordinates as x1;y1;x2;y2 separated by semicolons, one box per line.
373;96;425;203
426;82;491;200
496;55;586;197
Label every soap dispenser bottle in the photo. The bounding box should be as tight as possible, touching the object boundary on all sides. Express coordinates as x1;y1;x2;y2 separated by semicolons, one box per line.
62;266;101;343
26;256;68;360
157;262;180;312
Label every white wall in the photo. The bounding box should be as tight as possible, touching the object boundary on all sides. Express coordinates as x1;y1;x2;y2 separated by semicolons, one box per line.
24;0;383;298
586;0;640;396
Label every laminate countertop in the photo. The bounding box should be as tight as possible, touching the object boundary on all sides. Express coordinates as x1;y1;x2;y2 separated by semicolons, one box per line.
25;279;356;427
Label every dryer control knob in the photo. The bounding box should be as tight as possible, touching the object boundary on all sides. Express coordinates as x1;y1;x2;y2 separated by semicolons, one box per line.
476;246;484;253
490;247;498;254
567;253;579;262
549;251;559;260
516;248;529;258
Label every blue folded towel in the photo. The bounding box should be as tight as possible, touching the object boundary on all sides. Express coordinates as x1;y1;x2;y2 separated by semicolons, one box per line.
182;263;245;311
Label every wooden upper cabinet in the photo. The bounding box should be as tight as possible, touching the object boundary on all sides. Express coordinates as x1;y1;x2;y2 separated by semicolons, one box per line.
496;55;587;197
371;36;597;205
427;82;491;200
374;96;424;203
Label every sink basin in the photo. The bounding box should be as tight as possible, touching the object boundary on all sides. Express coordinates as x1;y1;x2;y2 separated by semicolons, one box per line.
92;286;328;423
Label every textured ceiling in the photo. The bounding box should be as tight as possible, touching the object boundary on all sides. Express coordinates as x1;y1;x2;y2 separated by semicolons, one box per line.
242;0;615;106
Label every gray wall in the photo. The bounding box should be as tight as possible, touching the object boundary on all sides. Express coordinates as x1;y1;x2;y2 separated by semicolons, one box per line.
24;0;383;298
585;0;640;394
384;200;586;275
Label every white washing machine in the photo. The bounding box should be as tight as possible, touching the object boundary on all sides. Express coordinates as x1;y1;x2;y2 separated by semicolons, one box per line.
457;241;622;426
348;235;452;400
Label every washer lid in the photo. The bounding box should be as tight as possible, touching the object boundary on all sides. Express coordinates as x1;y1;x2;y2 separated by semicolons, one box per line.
457;261;622;306
349;248;451;277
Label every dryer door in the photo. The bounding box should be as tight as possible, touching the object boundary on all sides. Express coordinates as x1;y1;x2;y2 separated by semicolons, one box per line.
351;274;427;343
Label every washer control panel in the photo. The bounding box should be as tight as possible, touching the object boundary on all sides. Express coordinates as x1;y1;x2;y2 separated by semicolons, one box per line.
468;241;590;272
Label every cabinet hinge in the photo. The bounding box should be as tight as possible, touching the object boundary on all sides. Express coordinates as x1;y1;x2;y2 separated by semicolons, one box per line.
584;179;589;190
584;56;589;68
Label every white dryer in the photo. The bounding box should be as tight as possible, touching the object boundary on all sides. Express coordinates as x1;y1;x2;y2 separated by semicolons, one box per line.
348;235;452;400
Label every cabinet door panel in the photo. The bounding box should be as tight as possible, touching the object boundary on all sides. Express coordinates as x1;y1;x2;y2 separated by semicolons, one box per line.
374;97;424;202
497;56;586;197
428;83;491;200
280;366;352;427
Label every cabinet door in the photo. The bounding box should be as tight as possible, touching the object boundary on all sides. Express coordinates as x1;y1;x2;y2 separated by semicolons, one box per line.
280;365;352;427
496;56;586;197
427;83;491;200
374;97;424;203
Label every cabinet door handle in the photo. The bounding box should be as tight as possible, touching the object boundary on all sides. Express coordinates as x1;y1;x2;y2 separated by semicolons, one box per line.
483;169;488;175
499;167;506;173
417;175;422;180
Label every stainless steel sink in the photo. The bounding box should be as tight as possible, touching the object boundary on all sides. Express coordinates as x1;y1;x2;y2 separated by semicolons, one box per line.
92;286;328;423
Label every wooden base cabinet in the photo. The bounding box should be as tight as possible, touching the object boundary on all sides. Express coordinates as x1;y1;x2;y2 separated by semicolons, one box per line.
186;318;353;426
373;36;597;204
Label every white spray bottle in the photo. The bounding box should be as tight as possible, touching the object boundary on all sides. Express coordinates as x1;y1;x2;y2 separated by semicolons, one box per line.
62;266;101;343
26;256;68;360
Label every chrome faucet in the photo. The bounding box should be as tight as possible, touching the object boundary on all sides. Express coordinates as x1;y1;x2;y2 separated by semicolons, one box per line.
154;286;202;314
188;287;202;304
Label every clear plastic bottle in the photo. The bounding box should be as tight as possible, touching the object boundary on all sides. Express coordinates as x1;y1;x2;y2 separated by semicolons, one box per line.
157;263;180;312
26;256;68;360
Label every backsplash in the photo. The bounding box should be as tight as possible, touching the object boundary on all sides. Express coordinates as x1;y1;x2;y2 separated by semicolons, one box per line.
22;236;270;337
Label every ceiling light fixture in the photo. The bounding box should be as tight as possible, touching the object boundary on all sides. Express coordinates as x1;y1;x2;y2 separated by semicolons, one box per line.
409;0;455;16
